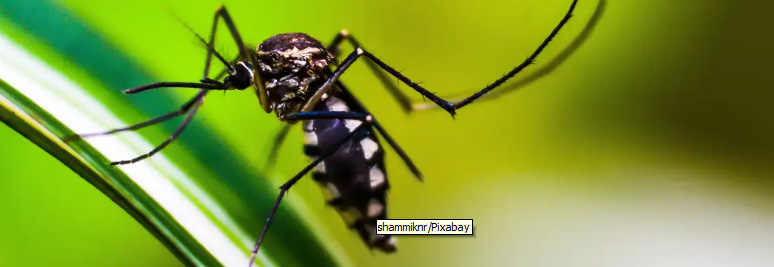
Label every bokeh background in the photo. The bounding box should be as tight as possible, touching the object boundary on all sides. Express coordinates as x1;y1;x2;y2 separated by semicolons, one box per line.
1;0;773;266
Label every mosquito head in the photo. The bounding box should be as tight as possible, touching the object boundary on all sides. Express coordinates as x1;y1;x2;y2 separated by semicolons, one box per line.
222;61;253;90
255;33;333;116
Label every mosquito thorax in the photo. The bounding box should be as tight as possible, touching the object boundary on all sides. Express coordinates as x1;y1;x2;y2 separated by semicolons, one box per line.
255;33;334;116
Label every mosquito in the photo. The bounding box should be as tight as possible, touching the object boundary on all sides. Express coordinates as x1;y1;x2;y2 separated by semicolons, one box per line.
70;1;578;266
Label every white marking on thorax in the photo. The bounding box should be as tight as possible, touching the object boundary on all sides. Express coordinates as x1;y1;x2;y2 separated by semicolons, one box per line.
278;46;322;58
266;78;278;89
369;166;385;188
360;137;379;160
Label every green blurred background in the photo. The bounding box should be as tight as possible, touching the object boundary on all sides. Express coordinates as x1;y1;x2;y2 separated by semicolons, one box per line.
1;0;773;266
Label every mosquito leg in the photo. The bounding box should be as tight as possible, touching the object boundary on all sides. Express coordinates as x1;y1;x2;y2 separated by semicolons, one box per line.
327;30;414;113
111;98;204;165
367;0;577;111
65;80;221;143
263;124;293;171
327;29;350;58
461;0;601;105
413;0;605;111
65;90;208;141
249;122;370;267
316;0;578;115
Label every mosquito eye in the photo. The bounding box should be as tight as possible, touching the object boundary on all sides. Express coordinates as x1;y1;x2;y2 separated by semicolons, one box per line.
224;62;253;90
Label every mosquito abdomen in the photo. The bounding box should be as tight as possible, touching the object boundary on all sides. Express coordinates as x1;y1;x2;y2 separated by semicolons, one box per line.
302;95;397;252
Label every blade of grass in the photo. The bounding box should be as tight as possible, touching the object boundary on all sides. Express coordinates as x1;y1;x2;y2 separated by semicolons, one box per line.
0;79;223;266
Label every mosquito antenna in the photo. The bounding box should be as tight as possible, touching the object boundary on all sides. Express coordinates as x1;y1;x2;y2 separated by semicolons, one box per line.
184;24;234;72
170;13;235;74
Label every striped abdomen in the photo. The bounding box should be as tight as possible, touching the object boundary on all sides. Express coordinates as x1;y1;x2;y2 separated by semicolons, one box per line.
302;95;397;252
